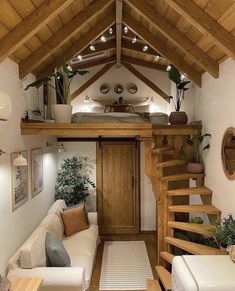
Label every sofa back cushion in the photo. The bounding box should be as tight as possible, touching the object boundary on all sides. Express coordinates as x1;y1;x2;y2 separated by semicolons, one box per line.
40;213;64;241
47;199;66;215
20;227;47;269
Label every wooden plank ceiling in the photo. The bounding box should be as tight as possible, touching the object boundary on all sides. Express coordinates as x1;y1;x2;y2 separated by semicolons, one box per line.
0;0;234;87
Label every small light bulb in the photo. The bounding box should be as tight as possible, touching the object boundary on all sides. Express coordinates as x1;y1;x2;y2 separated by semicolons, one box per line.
143;45;148;52
109;27;113;34
124;26;128;33
155;55;160;61
77;55;83;61
90;45;96;51
100;35;107;42
166;64;172;72
67;64;72;71
181;73;186;81
132;36;137;44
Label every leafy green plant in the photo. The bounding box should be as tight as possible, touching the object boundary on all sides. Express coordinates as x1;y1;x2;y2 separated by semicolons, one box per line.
209;214;235;248
55;156;95;206
166;65;191;111
187;132;211;163
24;63;89;105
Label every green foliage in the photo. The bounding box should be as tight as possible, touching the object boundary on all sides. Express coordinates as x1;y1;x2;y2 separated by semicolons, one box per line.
55;156;95;207
186;132;211;162
167;65;191;111
24;62;89;105
209;214;235;248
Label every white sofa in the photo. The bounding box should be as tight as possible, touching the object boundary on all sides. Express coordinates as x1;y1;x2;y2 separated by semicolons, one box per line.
7;200;99;291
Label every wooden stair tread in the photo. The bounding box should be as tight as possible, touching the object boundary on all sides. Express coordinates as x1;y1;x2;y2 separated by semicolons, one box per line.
168;204;221;214
168;221;212;235
160;251;175;264
165;236;221;255
161;173;205;182
155;266;172;290
167;186;212;196
152;146;174;155
146;279;162;291
155;159;186;168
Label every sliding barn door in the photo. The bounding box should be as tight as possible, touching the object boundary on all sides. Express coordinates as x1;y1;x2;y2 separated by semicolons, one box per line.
97;141;140;234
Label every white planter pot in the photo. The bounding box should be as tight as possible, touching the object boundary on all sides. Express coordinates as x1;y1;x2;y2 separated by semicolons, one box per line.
52;104;72;123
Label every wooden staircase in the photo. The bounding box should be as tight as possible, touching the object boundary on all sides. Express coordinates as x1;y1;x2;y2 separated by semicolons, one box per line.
145;127;221;291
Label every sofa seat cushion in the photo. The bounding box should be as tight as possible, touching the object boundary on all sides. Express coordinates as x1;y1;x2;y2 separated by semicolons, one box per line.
71;254;94;288
20;227;47;269
40;213;64;241
63;237;96;257
63;225;98;242
47;200;66;215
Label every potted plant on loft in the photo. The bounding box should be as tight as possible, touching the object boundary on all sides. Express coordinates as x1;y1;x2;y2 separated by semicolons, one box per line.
166;65;191;125
186;132;211;173
25;63;88;123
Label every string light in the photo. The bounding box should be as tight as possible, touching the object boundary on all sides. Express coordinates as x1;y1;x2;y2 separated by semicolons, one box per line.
100;35;107;42
109;27;113;34
155;55;160;62
77;55;83;61
181;73;186;81
89;45;96;51
143;45;148;52
124;26;128;33
67;64;72;71
166;64;172;71
132;36;137;44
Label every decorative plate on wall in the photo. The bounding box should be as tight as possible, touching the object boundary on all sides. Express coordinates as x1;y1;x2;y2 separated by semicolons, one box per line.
114;84;124;94
100;84;110;94
127;83;138;94
221;127;235;180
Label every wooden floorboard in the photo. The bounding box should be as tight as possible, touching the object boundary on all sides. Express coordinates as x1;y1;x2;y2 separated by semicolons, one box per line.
90;234;157;291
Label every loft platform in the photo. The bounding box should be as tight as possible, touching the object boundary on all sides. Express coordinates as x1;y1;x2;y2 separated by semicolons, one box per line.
20;120;202;138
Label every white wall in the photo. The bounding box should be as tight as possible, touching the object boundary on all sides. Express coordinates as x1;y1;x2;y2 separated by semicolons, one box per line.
193;58;235;217
0;59;58;274
71;64;170;114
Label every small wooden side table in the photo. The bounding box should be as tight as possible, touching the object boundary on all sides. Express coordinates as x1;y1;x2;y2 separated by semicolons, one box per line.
9;277;43;291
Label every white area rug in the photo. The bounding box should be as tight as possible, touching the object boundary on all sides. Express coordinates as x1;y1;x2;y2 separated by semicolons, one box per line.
99;241;153;290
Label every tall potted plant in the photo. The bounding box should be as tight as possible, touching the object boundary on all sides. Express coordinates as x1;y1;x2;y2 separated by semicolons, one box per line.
167;66;191;125
186;132;211;173
25;63;88;123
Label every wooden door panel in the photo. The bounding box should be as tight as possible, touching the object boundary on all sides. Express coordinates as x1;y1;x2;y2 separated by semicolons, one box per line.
97;141;140;234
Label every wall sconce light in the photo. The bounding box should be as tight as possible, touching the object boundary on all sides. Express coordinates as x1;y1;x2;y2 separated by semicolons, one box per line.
58;144;66;153
0;92;11;121
13;153;28;167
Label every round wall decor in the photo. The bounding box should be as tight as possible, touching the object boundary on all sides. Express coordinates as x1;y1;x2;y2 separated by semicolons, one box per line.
114;84;124;94
127;83;138;94
100;84;110;94
221;127;235;180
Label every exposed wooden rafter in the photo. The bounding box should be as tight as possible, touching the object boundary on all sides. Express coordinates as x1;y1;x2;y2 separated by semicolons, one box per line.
19;0;113;79
71;63;114;100
116;0;123;67
123;13;202;87
72;56;116;70
122;55;166;71
37;14;115;79
164;0;235;59
123;62;169;102
126;0;219;78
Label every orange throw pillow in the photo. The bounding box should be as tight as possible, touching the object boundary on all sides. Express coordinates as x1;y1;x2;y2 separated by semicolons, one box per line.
61;204;89;236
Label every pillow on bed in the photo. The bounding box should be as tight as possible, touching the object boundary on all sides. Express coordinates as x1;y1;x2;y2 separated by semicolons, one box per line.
91;106;105;113
134;105;149;113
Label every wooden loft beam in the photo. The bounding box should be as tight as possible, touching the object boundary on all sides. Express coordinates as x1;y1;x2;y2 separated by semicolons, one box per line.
123;13;202;87
0;0;74;63
126;0;219;78
116;0;123;67
164;0;235;59
71;63;114;100
123;62;169;102
72;56;116;70
37;14;115;79
19;0;113;79
122;55;166;71
80;38;116;56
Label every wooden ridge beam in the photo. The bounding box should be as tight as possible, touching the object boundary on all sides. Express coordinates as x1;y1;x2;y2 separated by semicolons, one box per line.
0;0;74;63
164;0;235;59
116;0;123;67
123;13;202;87
123;62;169;102
19;0;113;79
126;0;219;78
71;63;114;100
122;55;166;71
72;56;116;70
37;14;115;79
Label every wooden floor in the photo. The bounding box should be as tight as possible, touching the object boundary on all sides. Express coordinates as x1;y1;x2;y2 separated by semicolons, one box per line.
90;233;157;291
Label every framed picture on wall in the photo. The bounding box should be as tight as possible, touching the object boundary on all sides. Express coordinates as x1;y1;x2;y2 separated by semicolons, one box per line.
31;148;43;197
10;151;29;211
